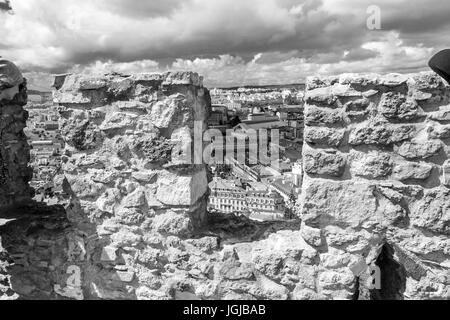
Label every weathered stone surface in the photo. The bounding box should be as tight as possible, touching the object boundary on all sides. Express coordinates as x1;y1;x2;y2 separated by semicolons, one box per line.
338;73;379;87
304;127;345;147
349;122;415;146
397;140;442;160
306;75;339;90
152;211;193;237
379;73;408;87
39;71;213;300
0;61;33;210
428;124;450;139
411;188;450;234
408;72;446;91
350;151;392;179
250;230;319;283
301;180;398;229
392;162;434;181
305;86;337;106
100;246;118;262
301;224;323;247
344;98;371;121
331;84;362;97
303;149;346;177
429;105;450;122
301;72;450;300
219;249;254;281
304;106;344;126
156;169;208;206
379;93;420;121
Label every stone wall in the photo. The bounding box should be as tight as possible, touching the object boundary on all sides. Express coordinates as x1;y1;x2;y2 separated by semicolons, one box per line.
48;72;214;299
0;62;33;211
1;65;449;300
300;72;450;299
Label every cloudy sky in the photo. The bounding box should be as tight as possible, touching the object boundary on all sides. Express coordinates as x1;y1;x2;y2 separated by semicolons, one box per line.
1;0;449;90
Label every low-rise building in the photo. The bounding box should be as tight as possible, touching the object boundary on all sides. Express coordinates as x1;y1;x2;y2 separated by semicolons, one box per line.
208;178;247;214
208;177;287;221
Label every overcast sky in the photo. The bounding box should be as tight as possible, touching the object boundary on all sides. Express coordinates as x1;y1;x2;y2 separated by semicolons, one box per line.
1;0;449;90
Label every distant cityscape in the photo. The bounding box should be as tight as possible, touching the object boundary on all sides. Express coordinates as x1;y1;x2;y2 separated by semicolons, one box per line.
24;83;305;221
25;90;66;206
207;84;305;221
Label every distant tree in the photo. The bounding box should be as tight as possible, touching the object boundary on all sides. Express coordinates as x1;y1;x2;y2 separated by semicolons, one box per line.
216;164;233;179
229;116;241;128
284;190;299;220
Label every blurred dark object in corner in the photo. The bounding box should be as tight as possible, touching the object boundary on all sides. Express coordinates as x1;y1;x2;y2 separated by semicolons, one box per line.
429;49;450;84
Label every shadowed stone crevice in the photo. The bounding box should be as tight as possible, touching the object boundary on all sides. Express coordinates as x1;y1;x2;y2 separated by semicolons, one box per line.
370;244;407;300
0;203;71;300
202;212;302;245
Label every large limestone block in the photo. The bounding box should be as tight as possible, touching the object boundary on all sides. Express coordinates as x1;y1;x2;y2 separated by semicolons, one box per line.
156;168;208;206
379;92;421;121
397;140;442;160
410;188;450;234
392;162;434;181
301;180;415;229
349;122;416;146
303;149;346;177
350;151;393;179
304;127;345;148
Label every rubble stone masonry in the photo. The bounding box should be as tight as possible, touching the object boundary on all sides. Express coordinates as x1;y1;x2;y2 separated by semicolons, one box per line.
0;75;33;209
301;72;449;299
0;62;449;300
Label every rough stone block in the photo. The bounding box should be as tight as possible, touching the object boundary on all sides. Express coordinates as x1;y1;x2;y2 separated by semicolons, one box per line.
304;127;345;147
306;76;338;90
304;106;344;126
411;188;450;234
301;224;323;247
408;72;446;91
344;98;371;121
392;162;434;181
350;151;392;179
100;247;118;262
121;188;147;208
131;171;157;184
428;124;450;139
114;271;135;283
379;73;408;87
152;211;193;237
397;140;442;160
305;86;337;106
338;73;379;87
304;149;346;177
156;169;208;206
331;84;362;97
429;106;450;122
379;93;420;121
344;98;370;112
411;91;433;101
100;112;138;132
349;122;415;146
